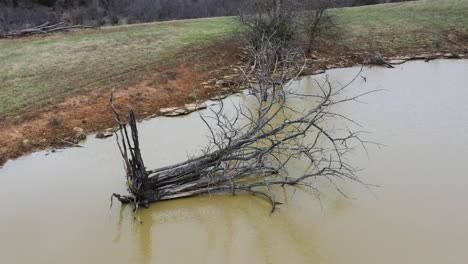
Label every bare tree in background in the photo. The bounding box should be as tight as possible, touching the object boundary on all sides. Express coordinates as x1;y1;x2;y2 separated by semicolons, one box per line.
238;0;337;53
238;0;299;48
298;0;338;52
274;0;283;19
111;33;371;211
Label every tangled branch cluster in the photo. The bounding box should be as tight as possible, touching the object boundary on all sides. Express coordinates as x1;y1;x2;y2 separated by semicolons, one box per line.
112;36;370;211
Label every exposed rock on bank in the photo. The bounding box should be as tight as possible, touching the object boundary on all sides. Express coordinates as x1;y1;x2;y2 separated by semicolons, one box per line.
96;128;118;139
159;103;208;117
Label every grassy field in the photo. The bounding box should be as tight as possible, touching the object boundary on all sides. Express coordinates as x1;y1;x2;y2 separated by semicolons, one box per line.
1;0;467;118
332;0;468;54
0;17;237;117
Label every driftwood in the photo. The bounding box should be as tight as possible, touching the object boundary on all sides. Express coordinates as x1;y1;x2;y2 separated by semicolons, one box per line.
111;36;372;211
0;22;96;39
366;54;394;68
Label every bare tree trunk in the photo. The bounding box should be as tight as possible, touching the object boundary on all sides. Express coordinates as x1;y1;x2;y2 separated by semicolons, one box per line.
274;0;283;19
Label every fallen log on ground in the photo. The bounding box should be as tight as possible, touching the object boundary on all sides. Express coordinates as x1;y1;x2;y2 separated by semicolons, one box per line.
111;36;373;211
0;22;96;39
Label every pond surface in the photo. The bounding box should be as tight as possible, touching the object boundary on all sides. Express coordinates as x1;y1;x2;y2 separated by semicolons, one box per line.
1;60;468;264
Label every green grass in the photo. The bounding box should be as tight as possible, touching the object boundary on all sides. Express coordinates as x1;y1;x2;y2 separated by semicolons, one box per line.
0;17;237;117
1;0;467;117
332;0;468;54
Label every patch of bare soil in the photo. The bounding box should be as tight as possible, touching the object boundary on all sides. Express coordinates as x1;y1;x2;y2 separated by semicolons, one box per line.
0;41;245;165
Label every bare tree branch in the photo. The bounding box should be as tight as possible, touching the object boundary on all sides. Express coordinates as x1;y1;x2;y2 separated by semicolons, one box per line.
111;32;373;212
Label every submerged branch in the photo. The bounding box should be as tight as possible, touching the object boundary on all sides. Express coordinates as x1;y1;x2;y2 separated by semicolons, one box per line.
112;36;371;211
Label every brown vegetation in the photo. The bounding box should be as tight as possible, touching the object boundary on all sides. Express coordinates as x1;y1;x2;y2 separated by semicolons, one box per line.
0;0;410;32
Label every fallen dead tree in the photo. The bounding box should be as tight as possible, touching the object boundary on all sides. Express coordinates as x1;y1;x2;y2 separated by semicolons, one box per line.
0;22;95;39
111;36;372;211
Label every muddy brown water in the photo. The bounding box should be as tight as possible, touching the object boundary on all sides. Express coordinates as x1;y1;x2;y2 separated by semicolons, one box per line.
1;60;468;264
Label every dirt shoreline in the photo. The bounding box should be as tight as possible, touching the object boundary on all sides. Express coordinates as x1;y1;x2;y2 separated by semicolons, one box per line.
0;43;466;166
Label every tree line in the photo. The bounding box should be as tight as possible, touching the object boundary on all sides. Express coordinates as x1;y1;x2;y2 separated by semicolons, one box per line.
0;0;413;32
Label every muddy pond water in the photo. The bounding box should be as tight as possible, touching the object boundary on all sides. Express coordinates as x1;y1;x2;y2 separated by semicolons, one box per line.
1;60;468;264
